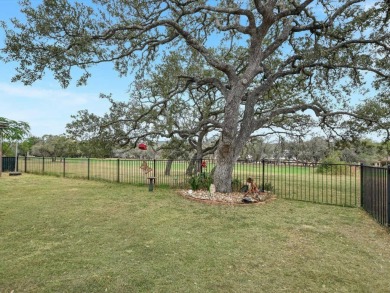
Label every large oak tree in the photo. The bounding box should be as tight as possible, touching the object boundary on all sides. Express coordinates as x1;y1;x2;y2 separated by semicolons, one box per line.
1;0;389;192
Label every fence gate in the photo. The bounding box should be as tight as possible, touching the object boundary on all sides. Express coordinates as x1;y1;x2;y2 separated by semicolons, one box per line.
361;165;390;226
2;157;16;172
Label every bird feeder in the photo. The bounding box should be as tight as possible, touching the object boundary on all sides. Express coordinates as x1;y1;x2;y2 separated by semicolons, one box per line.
138;143;147;150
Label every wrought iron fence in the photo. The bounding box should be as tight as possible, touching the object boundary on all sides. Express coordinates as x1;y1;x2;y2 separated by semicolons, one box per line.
2;157;17;172
361;165;390;226
255;160;361;208
18;156;360;207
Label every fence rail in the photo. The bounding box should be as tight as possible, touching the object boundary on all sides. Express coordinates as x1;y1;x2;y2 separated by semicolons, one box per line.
9;156;389;227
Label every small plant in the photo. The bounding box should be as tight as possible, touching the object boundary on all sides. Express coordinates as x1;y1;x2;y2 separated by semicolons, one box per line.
231;178;242;192
188;172;213;190
188;176;198;190
259;182;274;192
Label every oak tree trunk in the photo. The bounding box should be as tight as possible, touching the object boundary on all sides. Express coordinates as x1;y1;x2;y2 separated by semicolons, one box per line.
213;89;243;193
213;145;236;193
213;84;256;193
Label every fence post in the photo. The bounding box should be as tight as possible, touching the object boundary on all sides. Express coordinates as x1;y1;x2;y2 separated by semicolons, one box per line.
63;157;66;177
360;163;364;207
261;159;265;192
42;156;45;174
87;158;90;180
117;158;120;183
154;159;156;178
387;165;390;226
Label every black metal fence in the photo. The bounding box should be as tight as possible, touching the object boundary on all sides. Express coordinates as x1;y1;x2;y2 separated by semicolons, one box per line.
361;165;390;226
2;157;17;172
6;156;390;226
17;156;361;207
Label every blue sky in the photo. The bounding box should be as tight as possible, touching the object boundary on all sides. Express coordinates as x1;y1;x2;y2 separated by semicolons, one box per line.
0;0;132;137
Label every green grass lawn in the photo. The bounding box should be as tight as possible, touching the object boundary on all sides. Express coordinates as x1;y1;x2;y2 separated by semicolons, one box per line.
1;174;389;292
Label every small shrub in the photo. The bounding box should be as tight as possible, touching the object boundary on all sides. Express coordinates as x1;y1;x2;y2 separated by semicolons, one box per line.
188;172;213;190
317;152;352;175
188;176;199;190
259;182;274;192
231;178;242;192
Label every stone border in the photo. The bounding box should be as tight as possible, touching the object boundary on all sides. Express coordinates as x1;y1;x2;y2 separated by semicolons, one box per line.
177;189;276;206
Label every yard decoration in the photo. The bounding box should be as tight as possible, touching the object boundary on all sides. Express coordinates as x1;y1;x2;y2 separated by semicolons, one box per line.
140;160;153;174
138;143;147;150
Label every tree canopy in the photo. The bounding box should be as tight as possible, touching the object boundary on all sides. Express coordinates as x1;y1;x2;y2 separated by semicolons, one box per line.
0;117;30;141
1;0;389;192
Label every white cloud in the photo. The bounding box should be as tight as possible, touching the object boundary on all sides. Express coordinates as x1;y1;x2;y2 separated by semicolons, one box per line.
0;82;110;136
0;82;92;106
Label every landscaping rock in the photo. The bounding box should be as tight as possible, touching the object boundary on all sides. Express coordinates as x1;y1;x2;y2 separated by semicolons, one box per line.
178;189;275;205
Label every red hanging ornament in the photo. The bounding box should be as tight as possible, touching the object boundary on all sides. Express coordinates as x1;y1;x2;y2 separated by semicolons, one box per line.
201;160;207;168
138;143;147;150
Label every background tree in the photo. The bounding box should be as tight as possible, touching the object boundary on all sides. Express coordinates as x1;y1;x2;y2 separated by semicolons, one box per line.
31;135;80;160
248;137;275;162
1;0;389;192
2;136;40;157
18;136;40;156
0;117;30;141
378;140;390;159
159;138;192;176
341;92;390;142
0;117;30;176
285;136;329;163
337;138;384;164
66;110;115;158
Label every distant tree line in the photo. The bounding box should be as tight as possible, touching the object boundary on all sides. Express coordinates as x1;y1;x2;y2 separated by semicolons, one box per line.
4;133;389;166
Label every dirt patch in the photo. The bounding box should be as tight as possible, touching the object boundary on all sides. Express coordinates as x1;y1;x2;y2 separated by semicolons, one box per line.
177;189;276;205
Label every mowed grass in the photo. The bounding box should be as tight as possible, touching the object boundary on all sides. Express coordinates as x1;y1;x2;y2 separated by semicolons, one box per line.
1;174;389;292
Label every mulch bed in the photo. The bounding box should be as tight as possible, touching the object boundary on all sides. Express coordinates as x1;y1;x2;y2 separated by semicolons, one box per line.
177;189;276;205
